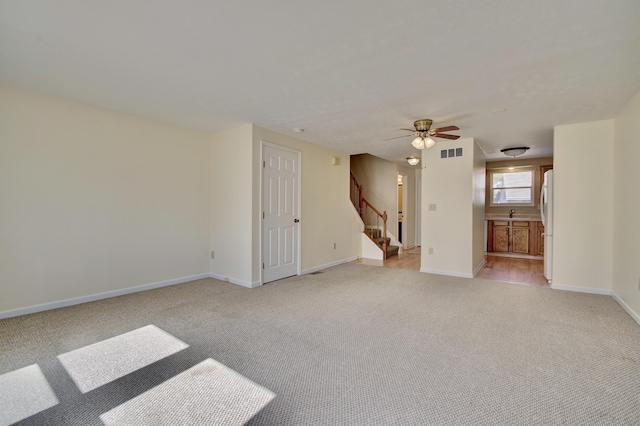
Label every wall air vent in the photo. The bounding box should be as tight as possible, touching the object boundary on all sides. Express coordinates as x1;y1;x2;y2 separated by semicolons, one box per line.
440;147;463;159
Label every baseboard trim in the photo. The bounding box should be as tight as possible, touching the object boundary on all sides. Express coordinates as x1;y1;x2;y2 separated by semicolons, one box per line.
0;273;210;320
420;268;474;279
208;257;360;288
473;258;487;277
302;257;358;275
550;283;612;295
486;253;544;260
208;273;261;289
611;291;640;327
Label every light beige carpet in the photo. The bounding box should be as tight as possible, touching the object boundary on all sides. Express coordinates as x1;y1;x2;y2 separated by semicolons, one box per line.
1;262;639;425
0;364;59;426
100;358;275;426
57;324;189;393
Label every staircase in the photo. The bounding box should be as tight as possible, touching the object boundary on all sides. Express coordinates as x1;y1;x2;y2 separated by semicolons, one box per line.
350;171;399;259
367;228;399;257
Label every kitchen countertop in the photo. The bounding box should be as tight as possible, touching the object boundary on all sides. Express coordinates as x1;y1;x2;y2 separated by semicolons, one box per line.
485;214;541;221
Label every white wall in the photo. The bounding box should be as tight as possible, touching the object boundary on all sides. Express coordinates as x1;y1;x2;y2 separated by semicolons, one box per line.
0;86;211;314
612;90;640;319
421;138;481;277
209;124;255;286
252;126;361;277
553;120;614;293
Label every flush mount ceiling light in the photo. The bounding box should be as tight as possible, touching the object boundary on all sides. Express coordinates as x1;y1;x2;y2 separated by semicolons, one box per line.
500;146;530;157
406;156;420;166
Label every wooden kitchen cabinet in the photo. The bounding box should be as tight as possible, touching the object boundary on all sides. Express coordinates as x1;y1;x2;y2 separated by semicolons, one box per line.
491;220;509;252
487;220;543;257
536;223;544;257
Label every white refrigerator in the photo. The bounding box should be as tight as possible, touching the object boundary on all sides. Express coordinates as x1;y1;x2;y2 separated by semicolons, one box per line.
540;170;553;283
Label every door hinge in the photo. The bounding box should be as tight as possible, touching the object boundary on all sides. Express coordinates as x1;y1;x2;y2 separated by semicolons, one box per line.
262;211;265;219
262;263;265;269
263;161;265;168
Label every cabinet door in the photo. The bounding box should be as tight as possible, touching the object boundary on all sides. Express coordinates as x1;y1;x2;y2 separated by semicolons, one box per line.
512;226;530;254
492;222;509;252
537;223;545;256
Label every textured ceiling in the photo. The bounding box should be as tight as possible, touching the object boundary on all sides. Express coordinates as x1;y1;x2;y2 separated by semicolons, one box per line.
1;1;639;164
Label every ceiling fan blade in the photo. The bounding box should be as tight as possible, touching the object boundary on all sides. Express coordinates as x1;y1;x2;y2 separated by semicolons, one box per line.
432;133;460;140
383;134;413;141
432;125;459;133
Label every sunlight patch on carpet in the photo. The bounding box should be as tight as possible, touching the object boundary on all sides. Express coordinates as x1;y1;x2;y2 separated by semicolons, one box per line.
99;358;275;426
0;364;59;425
57;324;188;393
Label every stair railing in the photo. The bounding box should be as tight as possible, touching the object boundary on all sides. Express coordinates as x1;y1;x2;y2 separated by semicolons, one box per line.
350;171;389;259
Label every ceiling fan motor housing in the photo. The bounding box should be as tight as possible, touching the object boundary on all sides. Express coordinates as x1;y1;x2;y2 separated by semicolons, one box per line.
414;119;433;132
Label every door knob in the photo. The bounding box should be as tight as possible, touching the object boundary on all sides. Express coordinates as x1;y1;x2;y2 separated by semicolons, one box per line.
294;219;300;223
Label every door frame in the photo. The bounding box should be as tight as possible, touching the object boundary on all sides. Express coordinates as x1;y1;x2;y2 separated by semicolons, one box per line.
397;172;408;247
260;140;302;285
415;176;422;246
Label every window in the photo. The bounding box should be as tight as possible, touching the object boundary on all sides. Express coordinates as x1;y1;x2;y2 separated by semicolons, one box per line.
490;169;533;205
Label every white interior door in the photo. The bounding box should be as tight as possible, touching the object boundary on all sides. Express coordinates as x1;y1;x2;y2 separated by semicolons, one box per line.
262;144;300;283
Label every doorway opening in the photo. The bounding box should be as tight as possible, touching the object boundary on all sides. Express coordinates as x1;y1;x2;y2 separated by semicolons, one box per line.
397;172;407;246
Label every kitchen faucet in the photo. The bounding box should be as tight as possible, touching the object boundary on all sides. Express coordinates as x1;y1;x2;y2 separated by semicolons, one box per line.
509;209;515;218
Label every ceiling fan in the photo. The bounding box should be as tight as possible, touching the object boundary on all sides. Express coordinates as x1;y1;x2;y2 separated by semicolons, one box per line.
385;119;460;149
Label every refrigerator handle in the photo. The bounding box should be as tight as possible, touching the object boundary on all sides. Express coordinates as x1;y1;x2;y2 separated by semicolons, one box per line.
540;184;546;228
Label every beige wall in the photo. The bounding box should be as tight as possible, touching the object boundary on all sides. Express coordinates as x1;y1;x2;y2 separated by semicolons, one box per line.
613;90;640;318
0;86;211;313
0;87;361;315
472;142;487;272
209;124;255;285
553;120;614;293
421;138;483;277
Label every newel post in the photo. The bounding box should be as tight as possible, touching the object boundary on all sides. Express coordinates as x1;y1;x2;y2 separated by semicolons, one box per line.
382;211;388;259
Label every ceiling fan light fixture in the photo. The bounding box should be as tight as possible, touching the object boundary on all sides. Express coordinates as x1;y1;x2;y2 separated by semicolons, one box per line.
407;156;420;166
411;136;425;150
425;137;435;148
500;146;530;157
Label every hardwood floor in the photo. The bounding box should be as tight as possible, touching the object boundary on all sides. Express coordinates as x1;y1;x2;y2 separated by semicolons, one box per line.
352;250;421;271
476;255;548;287
352;248;548;287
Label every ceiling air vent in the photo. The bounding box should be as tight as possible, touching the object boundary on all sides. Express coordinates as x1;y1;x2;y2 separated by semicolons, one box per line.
440;147;463;159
